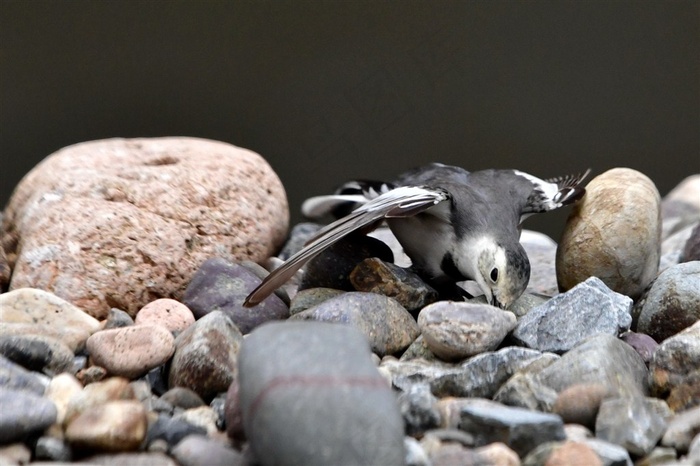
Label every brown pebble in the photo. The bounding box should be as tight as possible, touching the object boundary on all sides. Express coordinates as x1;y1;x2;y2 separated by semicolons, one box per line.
553;383;608;429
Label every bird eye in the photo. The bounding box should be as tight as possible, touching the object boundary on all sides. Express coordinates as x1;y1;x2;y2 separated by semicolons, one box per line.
490;267;499;283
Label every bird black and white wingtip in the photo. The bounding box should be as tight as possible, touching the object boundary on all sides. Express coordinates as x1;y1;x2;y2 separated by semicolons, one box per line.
546;168;591;205
516;168;591;215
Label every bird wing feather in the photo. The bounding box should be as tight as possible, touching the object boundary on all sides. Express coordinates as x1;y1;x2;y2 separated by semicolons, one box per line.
517;169;591;216
243;186;449;307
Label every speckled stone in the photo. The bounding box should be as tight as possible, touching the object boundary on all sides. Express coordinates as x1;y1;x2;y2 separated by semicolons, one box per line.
134;299;195;335
2;137;288;319
650;320;700;401
0;288;100;335
86;325;175;379
168;311;243;401
417;301;516;361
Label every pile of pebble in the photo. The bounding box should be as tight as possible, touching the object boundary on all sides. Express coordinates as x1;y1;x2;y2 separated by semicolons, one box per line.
1;138;699;465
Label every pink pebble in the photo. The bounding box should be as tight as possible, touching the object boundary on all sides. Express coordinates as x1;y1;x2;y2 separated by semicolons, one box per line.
135;298;195;334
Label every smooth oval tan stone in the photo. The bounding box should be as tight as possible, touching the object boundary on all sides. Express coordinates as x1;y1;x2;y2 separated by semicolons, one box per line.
557;168;661;299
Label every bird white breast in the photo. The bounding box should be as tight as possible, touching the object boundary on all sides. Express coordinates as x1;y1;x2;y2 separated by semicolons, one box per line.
387;214;455;280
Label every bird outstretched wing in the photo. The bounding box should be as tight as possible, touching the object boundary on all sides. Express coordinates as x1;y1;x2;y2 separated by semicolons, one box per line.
301;179;396;219
516;169;591;217
243;186;450;307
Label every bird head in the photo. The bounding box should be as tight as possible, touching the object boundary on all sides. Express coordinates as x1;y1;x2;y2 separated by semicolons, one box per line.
474;240;530;309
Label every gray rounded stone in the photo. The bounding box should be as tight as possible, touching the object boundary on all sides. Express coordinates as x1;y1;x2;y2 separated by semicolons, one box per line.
289;287;345;316
290;291;419;356
239;321;405;466
168;311;243;401
171;434;243;466
0;334;74;376
635;261;700;342
0;387;57;443
418;301;516;360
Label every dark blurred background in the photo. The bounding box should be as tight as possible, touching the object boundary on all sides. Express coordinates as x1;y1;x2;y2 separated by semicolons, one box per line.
2;0;699;240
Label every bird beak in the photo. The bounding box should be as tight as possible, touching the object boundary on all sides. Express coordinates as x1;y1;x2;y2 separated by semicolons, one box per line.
490;295;507;310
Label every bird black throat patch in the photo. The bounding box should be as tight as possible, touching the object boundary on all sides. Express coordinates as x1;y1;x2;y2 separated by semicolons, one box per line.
441;252;468;281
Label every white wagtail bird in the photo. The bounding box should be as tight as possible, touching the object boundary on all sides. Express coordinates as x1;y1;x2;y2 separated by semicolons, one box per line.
244;163;590;309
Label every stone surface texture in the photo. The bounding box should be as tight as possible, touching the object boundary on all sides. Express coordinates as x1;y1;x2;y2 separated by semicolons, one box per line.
635;261;700;342
2;137;289;318
556;168;661;299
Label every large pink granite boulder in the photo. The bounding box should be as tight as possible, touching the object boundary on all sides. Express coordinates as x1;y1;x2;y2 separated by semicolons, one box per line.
2;137;288;319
